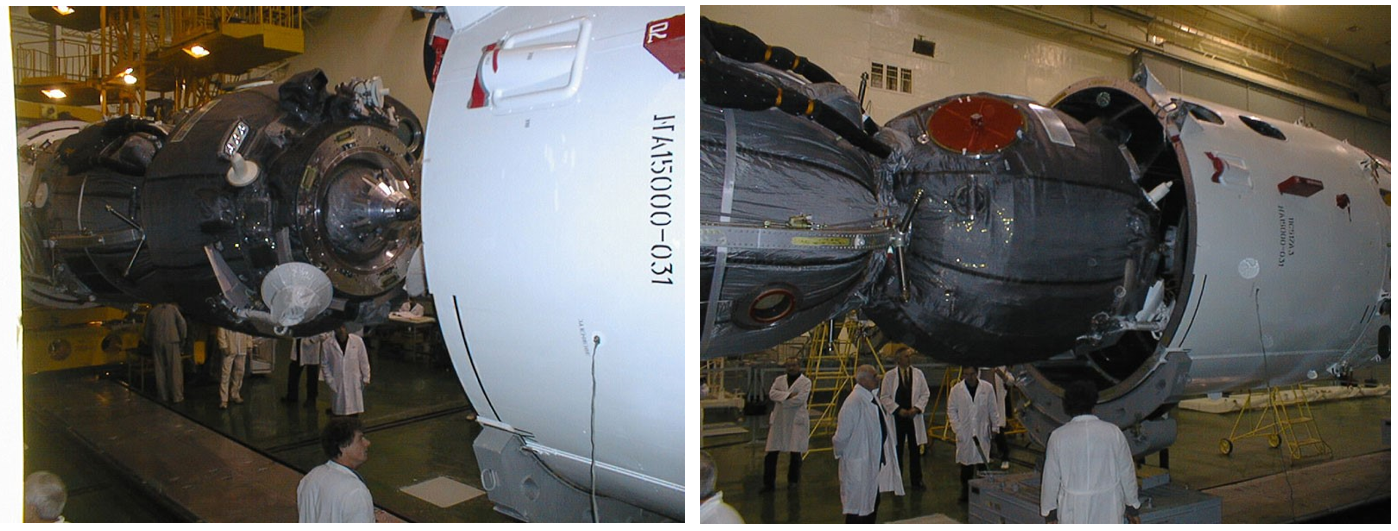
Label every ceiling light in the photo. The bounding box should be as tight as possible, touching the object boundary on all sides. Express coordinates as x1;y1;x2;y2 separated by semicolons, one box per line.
41;88;66;99
123;74;138;85
53;6;74;16
184;44;210;58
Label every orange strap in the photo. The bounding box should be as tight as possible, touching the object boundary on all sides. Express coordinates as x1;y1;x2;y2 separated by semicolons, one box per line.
792;56;801;69
774;88;783;108
805;100;815;115
764;46;773;62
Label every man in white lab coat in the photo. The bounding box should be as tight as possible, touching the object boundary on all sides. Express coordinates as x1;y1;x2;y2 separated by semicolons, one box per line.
762;356;810;492
948;366;999;502
322;325;371;416
216;327;254;410
1040;380;1142;524
298;417;384;522
983;366;1012;469
878;347;930;491
285;331;333;405
833;364;903;523
700;451;745;524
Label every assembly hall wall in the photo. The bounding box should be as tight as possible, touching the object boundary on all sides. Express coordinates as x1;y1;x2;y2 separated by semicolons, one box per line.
287;7;436;123
703;5;1389;158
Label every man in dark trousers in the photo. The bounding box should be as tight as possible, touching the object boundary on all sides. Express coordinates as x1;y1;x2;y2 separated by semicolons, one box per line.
762;356;811;492
878;347;931;491
143;303;187;403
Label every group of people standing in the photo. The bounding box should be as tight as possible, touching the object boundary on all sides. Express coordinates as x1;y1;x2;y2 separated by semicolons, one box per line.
140;303;372;416
749;347;1139;524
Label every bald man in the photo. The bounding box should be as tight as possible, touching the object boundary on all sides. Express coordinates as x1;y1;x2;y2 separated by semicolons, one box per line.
833;364;904;523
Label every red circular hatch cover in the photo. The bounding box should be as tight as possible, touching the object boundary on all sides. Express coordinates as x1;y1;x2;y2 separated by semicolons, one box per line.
926;96;1025;155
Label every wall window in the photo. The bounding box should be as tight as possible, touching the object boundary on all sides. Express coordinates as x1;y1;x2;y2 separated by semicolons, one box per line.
870;62;913;94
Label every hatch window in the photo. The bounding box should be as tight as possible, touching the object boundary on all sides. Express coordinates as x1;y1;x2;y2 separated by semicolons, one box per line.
1240;115;1286;141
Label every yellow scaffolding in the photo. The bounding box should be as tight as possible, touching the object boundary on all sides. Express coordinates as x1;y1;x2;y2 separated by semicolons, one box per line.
802;313;883;455
1219;384;1333;460
14;6;303;117
927;366;964;443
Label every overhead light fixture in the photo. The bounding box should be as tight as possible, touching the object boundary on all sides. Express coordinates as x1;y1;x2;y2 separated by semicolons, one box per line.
41;88;66;99
184;44;210;58
123;74;138;85
53;6;74;16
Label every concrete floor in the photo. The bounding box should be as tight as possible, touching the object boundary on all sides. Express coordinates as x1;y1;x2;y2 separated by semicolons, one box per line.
23;343;515;523
706;364;1391;524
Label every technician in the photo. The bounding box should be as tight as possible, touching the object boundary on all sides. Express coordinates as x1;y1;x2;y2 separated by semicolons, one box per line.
1040;380;1142;524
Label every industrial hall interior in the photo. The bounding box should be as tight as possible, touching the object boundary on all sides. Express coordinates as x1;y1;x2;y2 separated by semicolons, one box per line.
699;5;1389;525
12;6;689;523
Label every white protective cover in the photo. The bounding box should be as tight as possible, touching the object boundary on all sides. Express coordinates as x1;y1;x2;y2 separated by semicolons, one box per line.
1163;93;1390;393
424;6;685;519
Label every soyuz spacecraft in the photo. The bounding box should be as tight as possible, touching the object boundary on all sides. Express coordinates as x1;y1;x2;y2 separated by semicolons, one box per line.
19;6;684;523
420;6;684;522
19;69;423;336
700;18;1390;456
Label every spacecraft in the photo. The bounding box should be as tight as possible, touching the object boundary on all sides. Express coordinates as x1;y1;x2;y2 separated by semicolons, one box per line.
420;6;684;522
19;70;423;336
701;19;1390;456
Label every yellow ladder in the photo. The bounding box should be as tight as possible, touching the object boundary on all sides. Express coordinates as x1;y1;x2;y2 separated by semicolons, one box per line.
1219;384;1333;460
802;312;882;455
927;366;963;443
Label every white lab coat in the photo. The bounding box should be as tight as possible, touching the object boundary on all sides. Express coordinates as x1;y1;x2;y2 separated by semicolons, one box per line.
699;492;745;524
765;373;811;453
990;368;1008;430
948;379;999;465
878;367;931;445
1040;415;1141;523
292;331;333;366
297;460;374;523
832;385;904;516
322;334;370;415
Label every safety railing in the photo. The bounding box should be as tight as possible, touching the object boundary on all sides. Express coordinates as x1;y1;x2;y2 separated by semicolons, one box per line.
171;6;302;43
12;44;97;83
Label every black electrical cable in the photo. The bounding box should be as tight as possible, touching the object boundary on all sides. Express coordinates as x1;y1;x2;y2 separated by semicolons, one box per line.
1254;286;1298;522
701;17;836;83
701;61;891;158
589;334;601;523
699;17;891;159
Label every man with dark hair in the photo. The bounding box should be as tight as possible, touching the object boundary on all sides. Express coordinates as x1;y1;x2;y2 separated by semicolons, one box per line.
762;356;810;492
298;417;382;522
1040;380;1142;524
948;366;998;502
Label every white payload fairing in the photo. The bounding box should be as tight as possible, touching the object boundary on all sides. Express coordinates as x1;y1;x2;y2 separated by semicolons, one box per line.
700;17;1388;456
421;6;684;522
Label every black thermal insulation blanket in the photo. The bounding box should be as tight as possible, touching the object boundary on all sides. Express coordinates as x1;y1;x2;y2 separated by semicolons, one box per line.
864;95;1159;366
700;91;886;358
